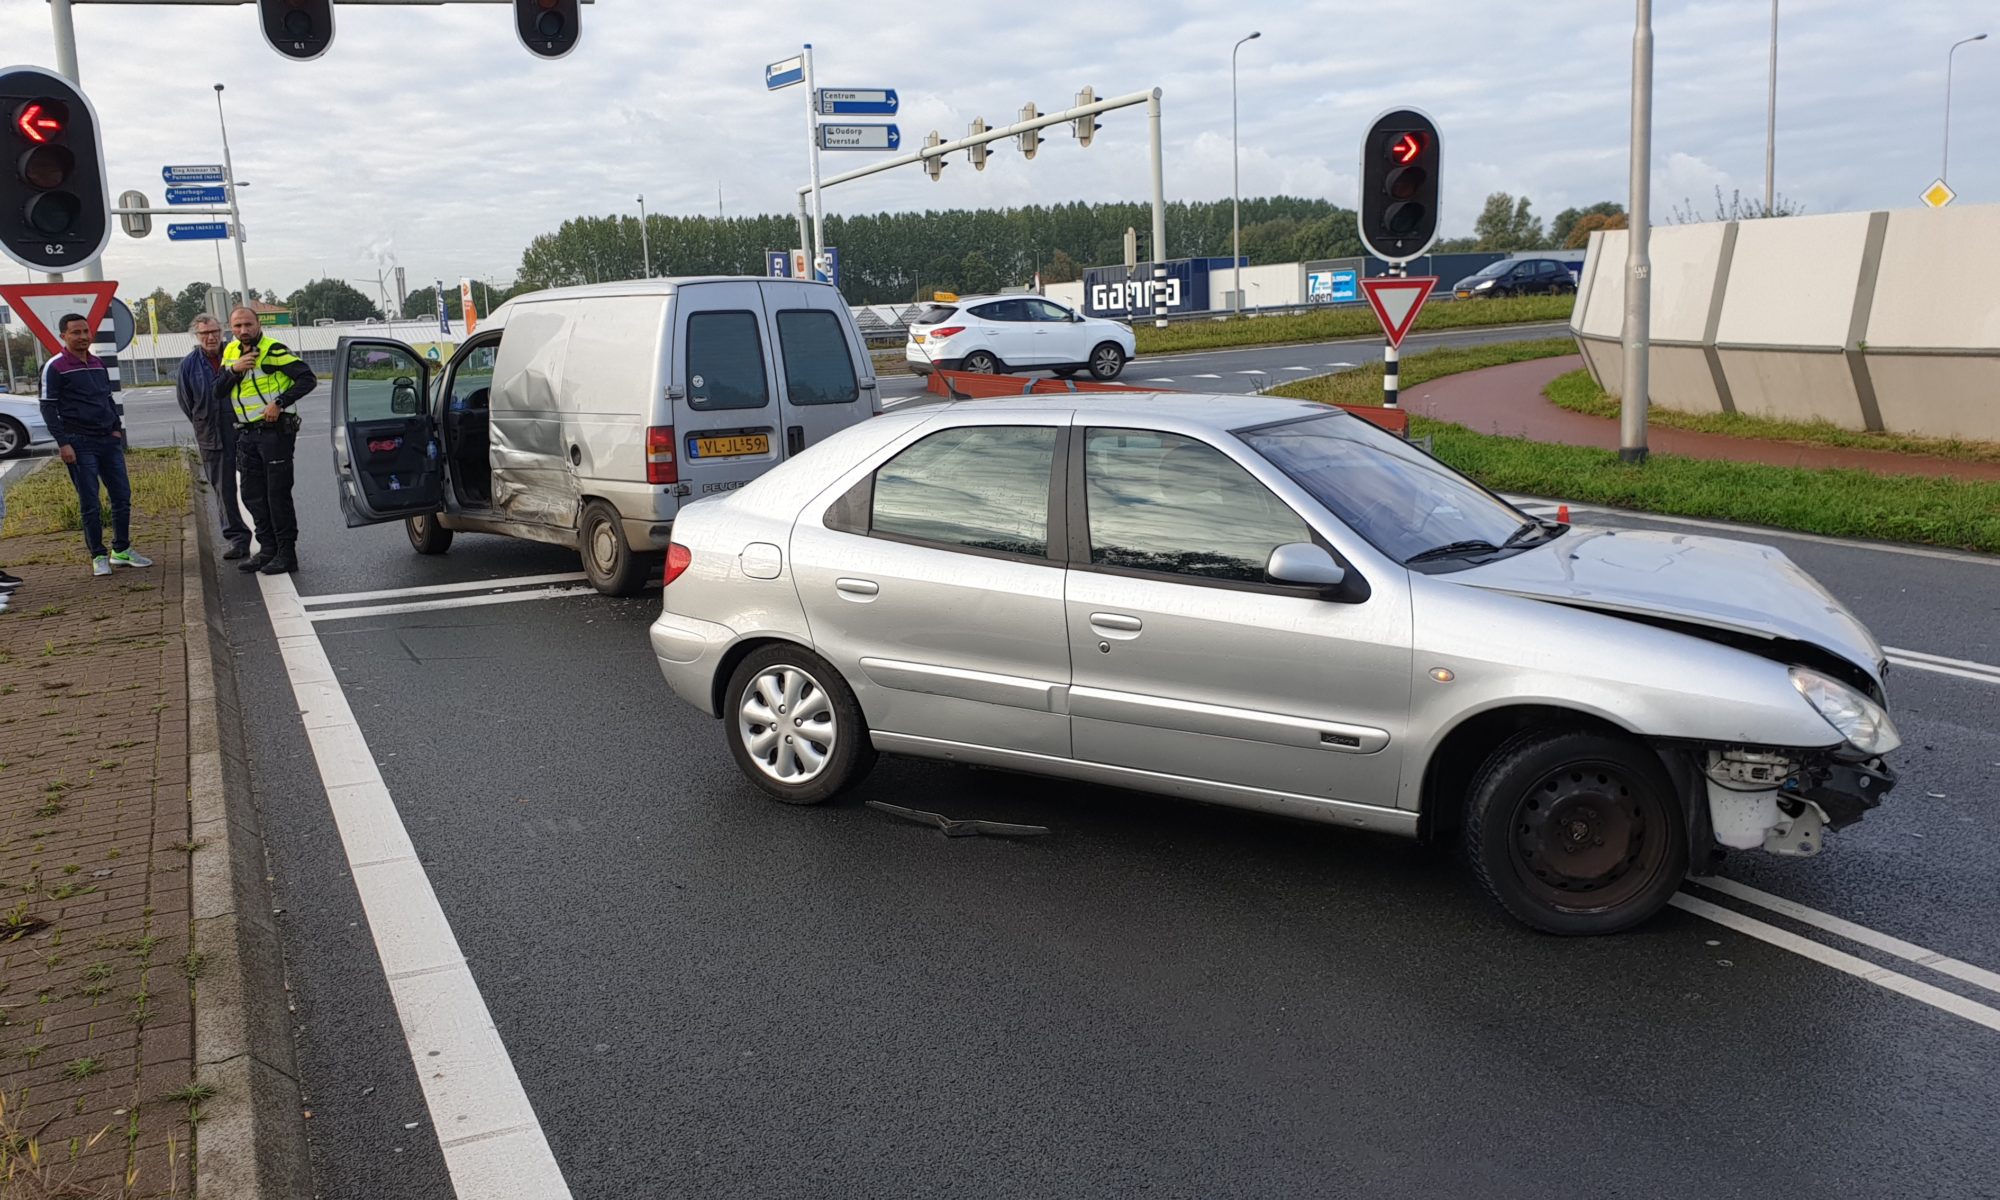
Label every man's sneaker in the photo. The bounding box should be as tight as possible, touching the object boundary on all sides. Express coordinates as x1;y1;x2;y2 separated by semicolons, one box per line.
0;569;21;592
92;556;113;577
109;549;153;569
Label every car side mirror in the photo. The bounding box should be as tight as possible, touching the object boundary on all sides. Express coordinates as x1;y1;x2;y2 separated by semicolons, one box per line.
391;377;420;415
1266;542;1347;593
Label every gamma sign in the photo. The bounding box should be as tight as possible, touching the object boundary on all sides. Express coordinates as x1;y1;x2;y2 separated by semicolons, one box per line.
1360;276;1436;349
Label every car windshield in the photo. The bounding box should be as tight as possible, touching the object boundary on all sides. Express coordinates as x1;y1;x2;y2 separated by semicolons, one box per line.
1471;261;1514;278
1238;412;1540;568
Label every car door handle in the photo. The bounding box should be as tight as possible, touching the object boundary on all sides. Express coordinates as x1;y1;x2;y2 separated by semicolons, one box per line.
835;577;879;597
1089;612;1142;634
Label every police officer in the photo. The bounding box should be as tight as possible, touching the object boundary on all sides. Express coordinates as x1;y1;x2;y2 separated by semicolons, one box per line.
214;306;316;574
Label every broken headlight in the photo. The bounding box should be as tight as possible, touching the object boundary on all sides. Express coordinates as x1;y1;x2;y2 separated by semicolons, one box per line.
1790;667;1900;756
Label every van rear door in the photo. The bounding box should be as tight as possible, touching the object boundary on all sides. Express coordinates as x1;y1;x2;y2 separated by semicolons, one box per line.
672;281;785;501
329;337;445;526
762;281;875;455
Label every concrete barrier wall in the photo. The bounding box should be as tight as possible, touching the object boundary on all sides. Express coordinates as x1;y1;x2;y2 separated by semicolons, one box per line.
1571;203;2000;441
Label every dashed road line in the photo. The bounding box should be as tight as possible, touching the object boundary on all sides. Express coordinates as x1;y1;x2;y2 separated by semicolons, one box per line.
300;572;589;607
306;586;600;622
1191;373;1221;379
1882;647;2000;686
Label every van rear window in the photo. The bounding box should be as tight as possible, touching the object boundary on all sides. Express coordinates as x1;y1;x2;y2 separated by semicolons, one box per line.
776;310;859;405
685;311;770;410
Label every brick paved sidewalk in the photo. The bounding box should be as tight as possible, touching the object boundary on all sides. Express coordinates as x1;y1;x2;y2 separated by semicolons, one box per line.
0;512;196;1197
1407;355;2000;482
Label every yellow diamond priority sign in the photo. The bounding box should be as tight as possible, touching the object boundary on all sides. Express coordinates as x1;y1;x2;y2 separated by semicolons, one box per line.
1922;179;1956;209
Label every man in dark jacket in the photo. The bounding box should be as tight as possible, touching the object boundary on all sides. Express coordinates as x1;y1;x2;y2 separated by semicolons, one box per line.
176;313;251;557
214;306;315;574
39;313;154;577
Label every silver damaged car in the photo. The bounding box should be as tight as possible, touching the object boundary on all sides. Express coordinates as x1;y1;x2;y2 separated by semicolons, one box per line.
649;394;1899;935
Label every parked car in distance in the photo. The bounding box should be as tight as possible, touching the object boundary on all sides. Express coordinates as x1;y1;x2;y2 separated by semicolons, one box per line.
906;296;1135;380
650;392;1899;937
0;395;52;459
327;276;882;595
1452;257;1578;299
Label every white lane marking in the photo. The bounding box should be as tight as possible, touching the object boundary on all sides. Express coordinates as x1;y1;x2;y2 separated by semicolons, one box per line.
301;572;589;607
307;586;599;622
1282;366;1313;371
1191;374;1221;379
1695;878;2000;999
1236;370;1268;376
1671;894;2000;1034
255;571;574;1198
1326;362;1358;368
1883;646;2000;685
1145;377;1176;383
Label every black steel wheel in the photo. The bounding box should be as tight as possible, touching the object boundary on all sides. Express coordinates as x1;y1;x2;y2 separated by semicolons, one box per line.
405;512;453;555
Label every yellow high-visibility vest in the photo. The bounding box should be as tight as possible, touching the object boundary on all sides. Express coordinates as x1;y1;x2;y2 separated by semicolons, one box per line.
221;335;304;422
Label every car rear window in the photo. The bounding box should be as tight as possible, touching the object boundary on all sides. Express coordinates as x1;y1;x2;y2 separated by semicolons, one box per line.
914;305;959;325
775;310;858;406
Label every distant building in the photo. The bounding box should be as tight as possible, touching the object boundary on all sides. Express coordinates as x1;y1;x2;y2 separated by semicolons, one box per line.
250;300;294;327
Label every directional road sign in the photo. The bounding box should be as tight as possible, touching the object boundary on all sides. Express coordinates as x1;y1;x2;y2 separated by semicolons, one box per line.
1361;276;1437;348
165;185;228;206
167;222;230;242
1921;179;1956;209
817;88;898;115
765;55;805;90
162;164;225;184
818;123;900;152
0;281;119;355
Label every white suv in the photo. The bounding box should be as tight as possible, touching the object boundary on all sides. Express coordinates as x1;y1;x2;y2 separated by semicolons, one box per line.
906;296;1135;380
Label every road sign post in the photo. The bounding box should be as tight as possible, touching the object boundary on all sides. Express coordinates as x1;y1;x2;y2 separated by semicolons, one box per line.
1360;276;1436;409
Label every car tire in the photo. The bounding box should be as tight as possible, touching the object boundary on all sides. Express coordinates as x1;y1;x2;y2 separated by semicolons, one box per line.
960;350;1001;374
405;512;453;555
1463;728;1687;936
1088;342;1126;380
0;416;25;459
1053;367;1079;379
579;500;646;597
724;643;876;805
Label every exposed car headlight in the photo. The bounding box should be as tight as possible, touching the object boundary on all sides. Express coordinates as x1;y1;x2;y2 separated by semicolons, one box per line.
1474;280;1495;290
1790;667;1900;755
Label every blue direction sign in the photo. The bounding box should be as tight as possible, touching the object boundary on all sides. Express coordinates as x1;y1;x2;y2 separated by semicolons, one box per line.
816;87;898;116
162;164;225;184
165;185;227;206
818;123;900;151
765;55;804;90
166;222;229;242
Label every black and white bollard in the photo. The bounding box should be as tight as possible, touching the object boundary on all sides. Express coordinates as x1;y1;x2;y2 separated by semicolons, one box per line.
1153;262;1168;329
1383;343;1399;409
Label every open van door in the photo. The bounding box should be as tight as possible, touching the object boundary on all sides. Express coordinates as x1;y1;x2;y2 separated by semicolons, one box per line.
330;337;446;527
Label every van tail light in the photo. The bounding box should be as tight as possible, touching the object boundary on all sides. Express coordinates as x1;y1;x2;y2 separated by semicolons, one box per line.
663;542;692;586
928;326;965;339
646;425;678;484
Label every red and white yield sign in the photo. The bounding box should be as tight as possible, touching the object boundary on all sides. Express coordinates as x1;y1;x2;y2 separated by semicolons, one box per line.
0;280;120;355
1361;276;1437;349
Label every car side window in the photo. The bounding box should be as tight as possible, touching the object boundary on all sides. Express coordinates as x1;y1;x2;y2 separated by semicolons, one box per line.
870;425;1057;558
972;300;1024;322
685;311;770;410
775;310;858;405
343;344;427;421
1084;428;1312;583
1028;299;1072;322
448;343;498;409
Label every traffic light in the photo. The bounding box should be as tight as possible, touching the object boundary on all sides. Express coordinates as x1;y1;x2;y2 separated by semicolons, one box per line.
1358;107;1441;262
0;66;109;274
515;0;581;59
1018;103;1040;159
967;117;987;171
1073;87;1100;148
256;0;334;61
923;130;945;182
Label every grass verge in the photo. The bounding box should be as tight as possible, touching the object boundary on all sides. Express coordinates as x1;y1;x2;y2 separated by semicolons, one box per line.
1;447;192;538
1132;293;1573;356
1543;368;2000;465
1270;343;2000;553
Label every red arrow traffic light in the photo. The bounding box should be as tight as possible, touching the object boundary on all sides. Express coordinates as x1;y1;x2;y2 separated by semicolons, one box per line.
14;101;66;144
1390;132;1424;165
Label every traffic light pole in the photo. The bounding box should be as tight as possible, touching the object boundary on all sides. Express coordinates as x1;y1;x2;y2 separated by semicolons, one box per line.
44;0;101;285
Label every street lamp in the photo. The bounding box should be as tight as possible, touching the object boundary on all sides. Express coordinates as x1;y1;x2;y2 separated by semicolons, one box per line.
1944;33;1988;183
1232;30;1260;315
1763;0;1777;215
636;194;650;279
214;84;251;305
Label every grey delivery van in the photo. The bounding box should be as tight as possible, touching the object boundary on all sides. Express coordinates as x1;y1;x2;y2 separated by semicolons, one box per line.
328;277;881;594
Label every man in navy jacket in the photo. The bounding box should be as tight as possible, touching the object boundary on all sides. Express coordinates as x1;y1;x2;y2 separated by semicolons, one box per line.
175;312;251;557
39;313;154;576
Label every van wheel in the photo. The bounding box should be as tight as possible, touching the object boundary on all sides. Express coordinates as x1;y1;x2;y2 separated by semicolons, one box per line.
725;643;875;805
1463;729;1686;936
1089;342;1126;380
960;350;1001;374
405;513;453;555
579;500;645;596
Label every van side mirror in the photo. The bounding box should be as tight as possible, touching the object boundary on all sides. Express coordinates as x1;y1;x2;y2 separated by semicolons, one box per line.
1266;542;1347;593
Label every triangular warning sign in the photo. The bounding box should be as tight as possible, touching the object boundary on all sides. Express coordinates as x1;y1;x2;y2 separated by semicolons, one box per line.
1361;276;1437;349
0;281;120;355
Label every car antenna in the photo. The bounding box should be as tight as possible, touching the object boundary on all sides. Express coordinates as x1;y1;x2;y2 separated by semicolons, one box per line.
910;320;971;402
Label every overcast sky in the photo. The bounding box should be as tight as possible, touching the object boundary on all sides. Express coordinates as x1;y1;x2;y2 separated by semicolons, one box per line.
3;0;1994;303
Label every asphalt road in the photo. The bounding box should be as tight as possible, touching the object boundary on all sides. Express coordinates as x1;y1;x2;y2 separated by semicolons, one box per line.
51;331;2000;1197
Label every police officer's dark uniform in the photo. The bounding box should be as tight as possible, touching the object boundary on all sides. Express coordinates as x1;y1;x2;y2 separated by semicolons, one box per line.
214;330;316;574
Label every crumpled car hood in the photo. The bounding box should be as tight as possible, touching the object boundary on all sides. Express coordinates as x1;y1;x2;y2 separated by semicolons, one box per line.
1451;526;1885;682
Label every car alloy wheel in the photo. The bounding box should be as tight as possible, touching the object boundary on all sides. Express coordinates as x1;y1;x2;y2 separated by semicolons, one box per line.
1090;343;1125;380
961;351;998;374
738;664;839;784
0;417;23;458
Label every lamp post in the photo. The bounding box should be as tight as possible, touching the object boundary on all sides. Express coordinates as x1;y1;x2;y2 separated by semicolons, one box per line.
636;194;650;278
1621;0;1652;464
214;85;252;305
1944;33;1988;183
1231;31;1261;315
1763;0;1777;214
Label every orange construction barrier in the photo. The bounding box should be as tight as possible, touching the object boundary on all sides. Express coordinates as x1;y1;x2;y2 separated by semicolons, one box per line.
924;369;1414;438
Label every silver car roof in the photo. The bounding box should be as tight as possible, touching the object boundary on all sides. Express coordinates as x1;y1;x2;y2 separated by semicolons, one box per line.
907;392;1347;432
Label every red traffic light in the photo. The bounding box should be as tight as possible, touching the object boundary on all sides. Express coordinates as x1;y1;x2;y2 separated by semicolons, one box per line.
1389;132;1425;165
13;101;67;145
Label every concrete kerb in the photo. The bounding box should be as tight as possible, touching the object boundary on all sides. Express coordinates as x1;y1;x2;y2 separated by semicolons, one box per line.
180;475;315;1199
